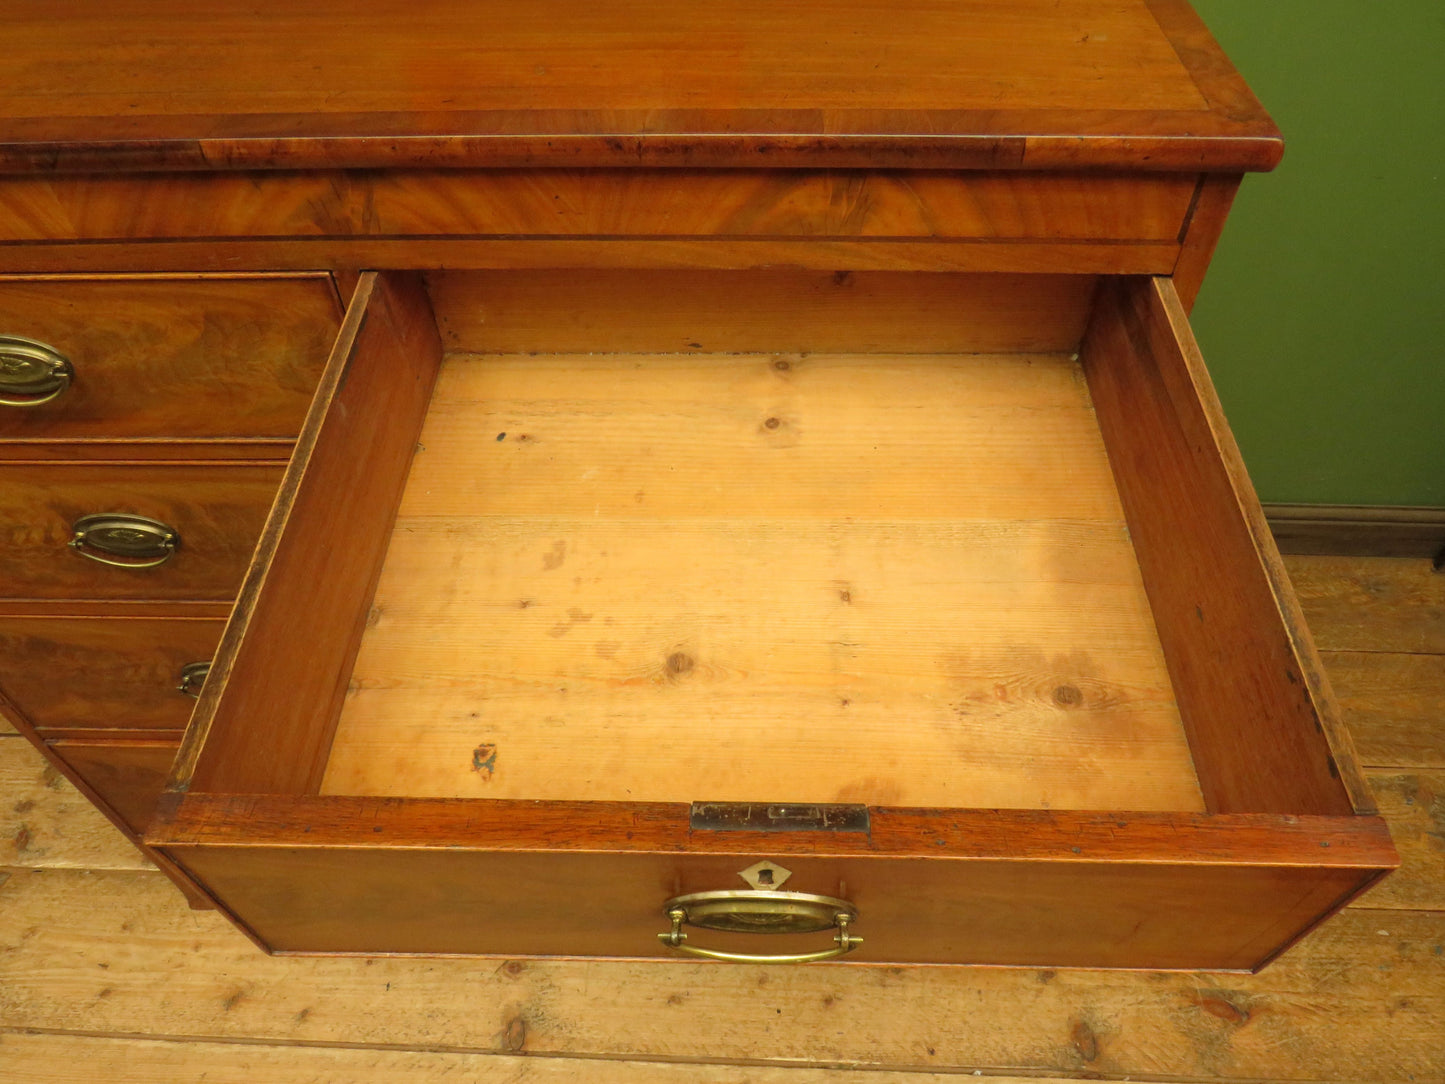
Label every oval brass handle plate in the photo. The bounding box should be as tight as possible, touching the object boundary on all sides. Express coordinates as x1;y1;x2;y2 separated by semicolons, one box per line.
69;513;180;569
0;334;73;406
177;660;211;698
658;890;861;963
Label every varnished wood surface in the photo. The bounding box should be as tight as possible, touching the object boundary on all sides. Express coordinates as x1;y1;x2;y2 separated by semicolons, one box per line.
42;739;178;835
0;275;339;450
0;613;222;735
1171;174;1241;312
1;556;1440;1076
166;840;1374;968
323;348;1194;810
0;1;1279;173
0;462;285;601
0;237;1186;278
180;273;442;796
1082;279;1363;816
1265;503;1445;559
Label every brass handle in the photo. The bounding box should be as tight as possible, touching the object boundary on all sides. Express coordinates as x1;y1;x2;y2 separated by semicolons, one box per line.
0;335;73;406
177;661;211;698
69;513;179;569
657;890;862;964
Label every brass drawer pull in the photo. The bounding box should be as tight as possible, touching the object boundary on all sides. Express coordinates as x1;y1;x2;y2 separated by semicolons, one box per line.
177;661;211;698
69;513;180;569
0;334;74;406
658;890;862;963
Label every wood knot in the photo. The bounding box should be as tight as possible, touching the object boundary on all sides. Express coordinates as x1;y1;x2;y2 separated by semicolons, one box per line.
1197;992;1251;1025
1070;1019;1099;1062
773;359;791;371
666;652;694;676
503;1016;527;1051
764;416;781;429
1052;684;1083;707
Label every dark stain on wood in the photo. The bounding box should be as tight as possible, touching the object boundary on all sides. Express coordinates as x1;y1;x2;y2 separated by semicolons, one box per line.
472;743;498;779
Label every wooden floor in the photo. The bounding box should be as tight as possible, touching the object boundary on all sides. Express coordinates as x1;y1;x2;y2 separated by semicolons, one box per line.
2;554;1442;1082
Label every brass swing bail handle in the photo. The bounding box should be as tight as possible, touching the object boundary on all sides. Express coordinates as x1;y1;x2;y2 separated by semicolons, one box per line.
657;890;862;964
69;513;180;569
0;335;73;407
176;660;211;698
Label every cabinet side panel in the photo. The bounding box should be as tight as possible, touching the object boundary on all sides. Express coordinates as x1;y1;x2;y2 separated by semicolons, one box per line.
178;272;442;795
1081;277;1367;814
1171;173;1241;311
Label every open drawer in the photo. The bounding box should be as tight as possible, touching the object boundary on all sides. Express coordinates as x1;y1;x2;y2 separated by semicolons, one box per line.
150;270;1396;969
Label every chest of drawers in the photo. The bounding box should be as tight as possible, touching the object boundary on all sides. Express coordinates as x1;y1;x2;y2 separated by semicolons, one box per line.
0;0;1396;966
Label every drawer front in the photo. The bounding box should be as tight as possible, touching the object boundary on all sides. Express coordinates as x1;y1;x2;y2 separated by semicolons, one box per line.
0;275;339;442
49;738;179;834
0;463;283;600
0;614;225;734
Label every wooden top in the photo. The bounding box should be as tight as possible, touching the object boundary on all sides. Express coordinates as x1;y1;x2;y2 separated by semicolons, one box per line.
0;0;1280;174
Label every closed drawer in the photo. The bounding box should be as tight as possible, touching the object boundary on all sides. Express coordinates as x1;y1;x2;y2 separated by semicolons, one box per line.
0;275;340;446
151;271;1396;969
0;463;283;600
49;738;179;835
0;613;224;735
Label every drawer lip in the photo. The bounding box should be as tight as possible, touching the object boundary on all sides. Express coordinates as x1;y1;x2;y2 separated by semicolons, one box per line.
150;794;1398;869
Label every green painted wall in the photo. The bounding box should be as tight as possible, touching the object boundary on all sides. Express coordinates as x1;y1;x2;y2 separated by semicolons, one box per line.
1189;1;1444;506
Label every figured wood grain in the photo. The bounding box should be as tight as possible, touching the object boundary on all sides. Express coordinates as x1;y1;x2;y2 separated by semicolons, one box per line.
0;1;1279;173
0;237;1185;277
429;270;1098;355
1081;278;1365;816
179;273;442;796
1;867;1439;1080
0;615;223;733
322;350;1197;809
0;276;339;447
1285;555;1445;655
44;740;178;835
0;170;1200;245
0;463;285;601
0;735;153;870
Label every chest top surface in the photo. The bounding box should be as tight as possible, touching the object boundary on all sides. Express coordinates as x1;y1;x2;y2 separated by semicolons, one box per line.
0;0;1278;173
